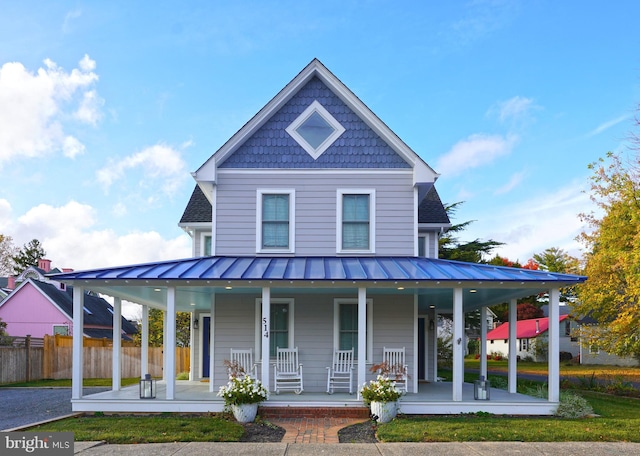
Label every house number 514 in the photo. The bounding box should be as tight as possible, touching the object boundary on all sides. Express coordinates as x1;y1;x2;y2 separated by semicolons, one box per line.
263;317;269;338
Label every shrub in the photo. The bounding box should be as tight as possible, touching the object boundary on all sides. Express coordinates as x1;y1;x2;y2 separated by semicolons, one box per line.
555;391;594;418
559;351;573;361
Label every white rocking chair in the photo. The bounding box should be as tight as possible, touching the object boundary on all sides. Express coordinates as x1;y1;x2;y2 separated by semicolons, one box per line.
273;347;303;394
326;349;354;394
229;348;258;379
381;346;408;393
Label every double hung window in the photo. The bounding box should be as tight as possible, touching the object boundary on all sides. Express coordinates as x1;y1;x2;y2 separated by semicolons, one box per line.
334;299;372;361
257;190;295;252
337;190;375;253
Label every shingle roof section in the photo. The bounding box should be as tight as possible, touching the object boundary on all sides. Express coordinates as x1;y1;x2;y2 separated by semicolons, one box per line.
179;185;212;224
220;77;411;169
418;186;451;224
32;280;138;336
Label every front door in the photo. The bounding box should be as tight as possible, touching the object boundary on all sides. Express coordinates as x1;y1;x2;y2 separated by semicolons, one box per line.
202;317;211;378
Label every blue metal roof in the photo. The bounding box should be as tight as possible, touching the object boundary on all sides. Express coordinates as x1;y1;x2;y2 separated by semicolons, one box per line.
50;256;586;284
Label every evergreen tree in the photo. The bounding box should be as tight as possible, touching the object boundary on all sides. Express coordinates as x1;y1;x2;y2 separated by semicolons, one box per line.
11;239;46;275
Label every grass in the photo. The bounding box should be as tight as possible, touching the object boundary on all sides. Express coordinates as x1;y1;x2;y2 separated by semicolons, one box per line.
464;359;640;381
28;413;243;444
0;378;141;388
376;392;640;442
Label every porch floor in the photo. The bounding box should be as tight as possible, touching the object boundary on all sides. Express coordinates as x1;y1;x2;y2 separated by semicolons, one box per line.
73;380;556;415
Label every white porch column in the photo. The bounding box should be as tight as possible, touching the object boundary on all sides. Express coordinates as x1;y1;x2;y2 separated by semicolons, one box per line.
189;311;196;382
357;287;367;399
141;305;149;378
480;306;488;380
112;297;122;391
209;293;216;393
412;295;418;393
548;288;560;402
508;298;517;393
165;287;177;400
71;286;84;400
452;288;464;401
261;287;271;392
162;310;167;382
433;310;439;382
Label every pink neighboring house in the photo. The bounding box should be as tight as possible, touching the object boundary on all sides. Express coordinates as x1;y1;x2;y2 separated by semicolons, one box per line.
0;259;137;340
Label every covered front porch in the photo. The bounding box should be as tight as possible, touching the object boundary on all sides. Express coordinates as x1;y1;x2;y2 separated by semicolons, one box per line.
71;379;555;415
51;256;586;416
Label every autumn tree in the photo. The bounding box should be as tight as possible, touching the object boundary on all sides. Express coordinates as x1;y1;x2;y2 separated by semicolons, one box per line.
11;239;46;275
0;234;17;276
575;149;640;359
133;308;191;348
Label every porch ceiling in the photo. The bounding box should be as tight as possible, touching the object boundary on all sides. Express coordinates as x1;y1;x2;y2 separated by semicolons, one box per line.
49;256;586;314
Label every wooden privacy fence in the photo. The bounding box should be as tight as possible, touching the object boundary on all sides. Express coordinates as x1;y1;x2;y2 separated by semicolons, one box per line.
0;336;44;384
0;334;190;384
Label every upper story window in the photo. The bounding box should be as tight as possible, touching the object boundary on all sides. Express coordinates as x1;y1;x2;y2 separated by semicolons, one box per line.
286;100;345;159
257;189;295;253
200;233;212;256
337;189;375;253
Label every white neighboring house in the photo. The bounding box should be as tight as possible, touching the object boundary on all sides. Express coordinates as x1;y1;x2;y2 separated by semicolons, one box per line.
486;315;579;362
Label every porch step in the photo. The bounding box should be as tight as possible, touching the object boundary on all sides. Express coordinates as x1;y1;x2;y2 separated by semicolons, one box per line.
259;406;370;419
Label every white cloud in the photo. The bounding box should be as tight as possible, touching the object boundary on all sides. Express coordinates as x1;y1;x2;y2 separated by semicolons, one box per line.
470;180;593;262
488;96;535;122
0;55;101;165
587;114;629;137
62;8;82;34
436;133;518;176
96;143;188;195
9;200;190;270
493;171;525;195
62;136;85;158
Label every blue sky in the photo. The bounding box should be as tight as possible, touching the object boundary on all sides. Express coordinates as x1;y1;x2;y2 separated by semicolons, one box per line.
1;1;639;279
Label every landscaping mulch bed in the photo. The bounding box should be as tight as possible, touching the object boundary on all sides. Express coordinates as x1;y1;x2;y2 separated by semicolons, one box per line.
337;420;378;443
240;419;378;443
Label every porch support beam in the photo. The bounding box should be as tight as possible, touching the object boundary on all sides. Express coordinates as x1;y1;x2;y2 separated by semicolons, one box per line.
480;306;488;380
548;288;560;402
189;311;196;382
71;286;84;400
508;298;517;393
261;287;271;392
433;310;439;382
112;297;122;391
141;305;149;378
166;287;177;400
452;287;463;401
209;293;216;393
357;287;367;399
412;295;418;393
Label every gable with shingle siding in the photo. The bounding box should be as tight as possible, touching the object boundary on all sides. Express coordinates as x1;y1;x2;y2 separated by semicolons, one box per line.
219;76;411;169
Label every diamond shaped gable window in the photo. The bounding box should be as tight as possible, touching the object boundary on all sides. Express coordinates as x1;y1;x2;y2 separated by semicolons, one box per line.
286;100;345;159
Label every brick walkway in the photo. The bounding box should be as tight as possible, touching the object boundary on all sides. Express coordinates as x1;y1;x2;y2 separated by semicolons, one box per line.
269;416;368;443
260;406;370;443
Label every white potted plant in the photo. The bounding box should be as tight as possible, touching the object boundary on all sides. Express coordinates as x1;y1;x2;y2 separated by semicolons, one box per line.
360;374;403;423
217;374;269;423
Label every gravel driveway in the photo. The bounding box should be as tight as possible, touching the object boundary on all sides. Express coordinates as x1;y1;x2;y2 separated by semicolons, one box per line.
0;387;107;431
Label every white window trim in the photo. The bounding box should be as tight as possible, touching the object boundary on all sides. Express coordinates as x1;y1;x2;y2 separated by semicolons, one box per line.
333;298;373;362
255;298;295;360
199;232;212;256
256;189;295;253
285;100;345;159
336;189;376;254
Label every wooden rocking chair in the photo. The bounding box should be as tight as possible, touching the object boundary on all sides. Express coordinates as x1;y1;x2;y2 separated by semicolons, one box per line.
381;346;408;393
273;347;303;394
228;348;258;379
326;349;354;394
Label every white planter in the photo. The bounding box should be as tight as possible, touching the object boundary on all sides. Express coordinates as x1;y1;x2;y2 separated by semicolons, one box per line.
370;401;397;423
231;403;259;423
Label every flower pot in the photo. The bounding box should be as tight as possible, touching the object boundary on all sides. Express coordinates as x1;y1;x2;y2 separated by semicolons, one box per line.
370;401;397;423
231;403;259;423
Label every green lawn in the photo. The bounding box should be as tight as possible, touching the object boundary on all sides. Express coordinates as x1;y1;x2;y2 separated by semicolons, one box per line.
377;392;640;442
29;414;243;444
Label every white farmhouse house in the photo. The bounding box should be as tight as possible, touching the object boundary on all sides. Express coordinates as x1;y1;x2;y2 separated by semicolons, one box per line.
52;59;586;416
